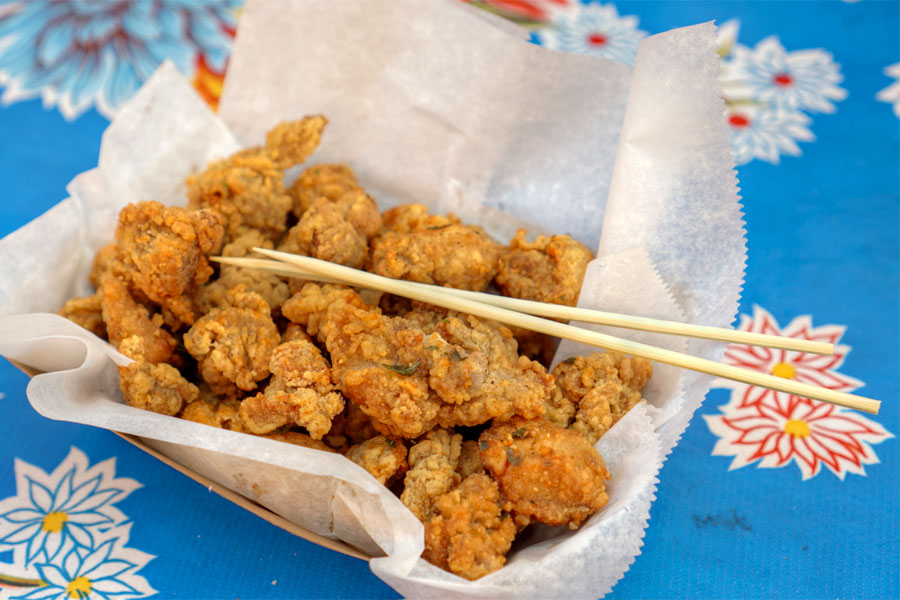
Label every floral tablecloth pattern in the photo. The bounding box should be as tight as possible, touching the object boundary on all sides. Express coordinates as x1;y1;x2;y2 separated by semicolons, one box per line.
0;1;897;598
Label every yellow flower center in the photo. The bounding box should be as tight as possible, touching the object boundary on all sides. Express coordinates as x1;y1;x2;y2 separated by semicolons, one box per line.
66;576;92;599
772;362;796;379
41;512;68;533
784;419;811;438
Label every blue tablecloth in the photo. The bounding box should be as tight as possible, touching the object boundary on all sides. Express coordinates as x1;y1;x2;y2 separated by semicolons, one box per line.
0;1;897;598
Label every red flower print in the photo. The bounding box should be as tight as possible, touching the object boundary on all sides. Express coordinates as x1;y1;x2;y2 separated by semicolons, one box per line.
705;400;893;480
705;305;893;480
718;305;861;414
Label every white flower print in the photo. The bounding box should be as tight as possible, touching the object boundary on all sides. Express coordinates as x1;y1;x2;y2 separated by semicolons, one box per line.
724;36;847;114
724;103;814;165
537;2;646;66
875;63;900;118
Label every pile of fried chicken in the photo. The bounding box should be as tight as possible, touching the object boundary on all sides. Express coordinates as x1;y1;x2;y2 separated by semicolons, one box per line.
60;116;652;581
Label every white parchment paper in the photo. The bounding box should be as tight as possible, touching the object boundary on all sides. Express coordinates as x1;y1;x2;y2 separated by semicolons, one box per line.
0;0;745;597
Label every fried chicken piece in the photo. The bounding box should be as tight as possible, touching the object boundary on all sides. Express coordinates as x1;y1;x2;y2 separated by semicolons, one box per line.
479;417;609;529
263;431;334;452
182;393;245;432
543;386;577;429
113;201;224;327
400;429;462;522
457;440;485;478
60;294;106;338
278;190;381;268
100;269;176;365
89;242;117;288
186;116;327;243
495;229;593;307
264;116;328;169
509;327;558;368
369;204;502;291
196;230;291;313
183;286;280;394
238;339;344;439
423;473;517;580
323;294;441;438
117;336;198;416
345;400;380;444
552;352;652;444
281;283;370;344
287;163;360;218
345;435;408;485
416;312;553;428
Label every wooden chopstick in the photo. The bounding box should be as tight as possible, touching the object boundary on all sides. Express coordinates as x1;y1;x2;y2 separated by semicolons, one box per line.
213;256;832;355
229;249;879;415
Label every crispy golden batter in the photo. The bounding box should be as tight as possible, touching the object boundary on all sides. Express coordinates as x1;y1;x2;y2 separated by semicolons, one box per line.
117;336;198;416
182;394;245;432
196;230;291;313
495;229;593;307
379;203;453;233
183;286;280;394
369;204;502;291
238;340;344;439
544;386;577;429
400;429;462;522
457;440;485;479
345;435;408;485
100;270;176;365
89;242;117;288
263;431;334;452
322;295;441;439
60;294;106;338
345;400;379;444
287;163;360;218
423;473;517;580
264;116;328;169
278;190;381;269
114;201;224;327
281;283;370;344
479;416;609;529
186;117;327;243
418;312;553;428
552;352;652;444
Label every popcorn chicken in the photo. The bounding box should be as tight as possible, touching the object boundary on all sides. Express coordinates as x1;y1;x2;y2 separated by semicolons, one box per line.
495;229;593;307
100;269;176;365
183;286;280;395
114;200;224;327
423;473;516;580
117;335;198;416
60;294;106;338
287;163;360;218
480;417;610;529
400;429;462;522
369;204;502;291
239;339;344;439
345;435;408;485
552;351;652;444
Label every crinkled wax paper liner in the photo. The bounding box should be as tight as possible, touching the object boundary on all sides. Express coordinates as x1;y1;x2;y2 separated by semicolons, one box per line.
0;0;745;597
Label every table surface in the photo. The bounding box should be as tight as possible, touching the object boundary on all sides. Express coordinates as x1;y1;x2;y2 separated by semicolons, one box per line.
0;1;897;599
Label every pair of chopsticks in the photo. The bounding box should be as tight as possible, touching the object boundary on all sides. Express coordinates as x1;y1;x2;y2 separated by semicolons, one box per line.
213;249;880;415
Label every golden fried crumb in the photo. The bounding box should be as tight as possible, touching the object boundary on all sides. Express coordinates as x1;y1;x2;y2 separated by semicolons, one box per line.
400;429;462;522
369;204;502;291
345;435;408;485
423;473;517;580
456;440;485;478
495;229;593;306
114;201;224;327
281;283;371;344
264;116;328;169
100;269;176;365
182;394;245;432
117;336;198;416
552;352;652;443
183;286;280;394
239;340;344;439
197;230;290;313
287;163;360;218
480;416;609;529
60;294;106;338
89;242;117;288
